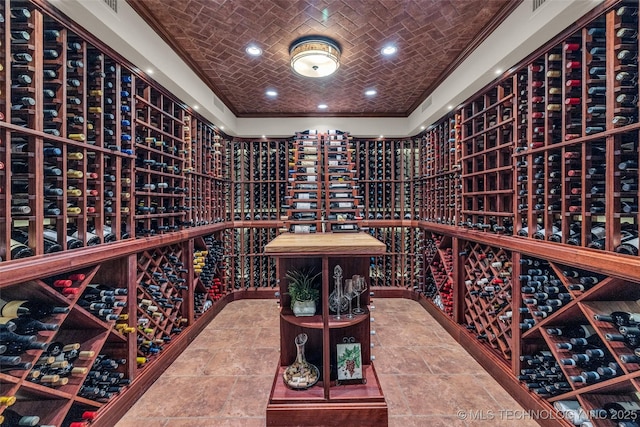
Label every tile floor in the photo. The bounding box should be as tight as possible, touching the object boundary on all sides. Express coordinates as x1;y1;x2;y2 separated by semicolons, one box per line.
115;298;539;427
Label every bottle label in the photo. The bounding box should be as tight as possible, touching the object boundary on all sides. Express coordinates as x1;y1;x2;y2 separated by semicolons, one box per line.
0;300;28;318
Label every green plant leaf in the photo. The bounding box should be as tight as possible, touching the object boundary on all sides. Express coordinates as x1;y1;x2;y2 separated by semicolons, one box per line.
286;266;321;310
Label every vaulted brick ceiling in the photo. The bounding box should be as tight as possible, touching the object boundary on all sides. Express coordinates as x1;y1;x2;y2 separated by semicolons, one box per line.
127;0;519;117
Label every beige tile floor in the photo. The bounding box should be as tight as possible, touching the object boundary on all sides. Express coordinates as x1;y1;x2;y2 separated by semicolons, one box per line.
115;299;539;427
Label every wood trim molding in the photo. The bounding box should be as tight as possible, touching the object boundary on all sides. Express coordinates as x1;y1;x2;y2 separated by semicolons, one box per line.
125;0;239;117
406;0;524;115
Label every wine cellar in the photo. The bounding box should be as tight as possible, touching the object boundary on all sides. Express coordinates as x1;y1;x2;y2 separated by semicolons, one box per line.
2;0;640;426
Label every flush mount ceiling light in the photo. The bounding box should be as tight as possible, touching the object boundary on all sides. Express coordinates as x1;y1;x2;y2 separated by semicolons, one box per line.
289;36;341;78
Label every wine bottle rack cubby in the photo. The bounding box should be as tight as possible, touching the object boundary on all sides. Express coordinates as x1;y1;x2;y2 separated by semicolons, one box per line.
324;130;361;232
0;1;228;263
460;77;515;232
0;255;133;425
286;130;323;232
135;243;189;362
418;114;462;226
193;234;227;318
230;138;288;223
461;241;513;360
417;231;455;317
355;138;417;221
228;226;279;289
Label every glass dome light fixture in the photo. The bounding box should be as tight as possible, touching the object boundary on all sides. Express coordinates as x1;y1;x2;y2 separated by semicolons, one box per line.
289;35;341;78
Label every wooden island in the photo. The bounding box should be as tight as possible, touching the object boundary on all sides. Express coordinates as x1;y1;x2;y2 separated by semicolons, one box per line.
265;232;388;427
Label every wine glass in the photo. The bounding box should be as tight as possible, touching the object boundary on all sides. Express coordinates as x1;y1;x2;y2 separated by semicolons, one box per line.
352;275;367;315
343;279;355;319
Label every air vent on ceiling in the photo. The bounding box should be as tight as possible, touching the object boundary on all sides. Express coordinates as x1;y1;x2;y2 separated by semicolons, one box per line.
213;96;225;113
533;0;546;12
103;0;117;13
421;96;432;112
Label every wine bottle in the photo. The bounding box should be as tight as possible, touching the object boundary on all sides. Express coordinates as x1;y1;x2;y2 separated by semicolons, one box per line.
546;325;595;339
0;409;42;427
12;229;62;254
0;316;58;334
8;239;34;259
42;229;84;250
0;299;69;319
616;237;639;256
595;311;640;327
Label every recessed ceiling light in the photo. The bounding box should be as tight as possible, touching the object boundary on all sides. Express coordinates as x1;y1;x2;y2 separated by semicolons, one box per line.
220;126;224;130
266;90;278;97
262;135;266;138
193;105;199;110
318;104;328;109
420;125;425;130
379;135;384;139
146;68;154;74
448;105;453;110
381;45;397;56
246;45;262;56
495;69;502;74
365;89;377;96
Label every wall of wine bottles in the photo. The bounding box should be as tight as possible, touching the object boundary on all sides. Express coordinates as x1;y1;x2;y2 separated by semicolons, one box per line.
355;138;418;221
4;0;640;425
230;138;288;223
0;233;227;426
227;226;279;290
417;115;461;225
0;0;230;263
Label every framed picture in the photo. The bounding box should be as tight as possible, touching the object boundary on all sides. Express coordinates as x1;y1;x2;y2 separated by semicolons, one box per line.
336;342;363;382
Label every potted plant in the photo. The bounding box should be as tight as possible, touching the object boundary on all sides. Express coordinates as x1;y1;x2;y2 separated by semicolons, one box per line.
286;267;321;317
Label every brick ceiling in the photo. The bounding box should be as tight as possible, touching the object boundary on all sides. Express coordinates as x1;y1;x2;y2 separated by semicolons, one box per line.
127;0;519;117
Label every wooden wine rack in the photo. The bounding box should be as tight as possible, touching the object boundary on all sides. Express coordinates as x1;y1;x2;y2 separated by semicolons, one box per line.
135;243;188;361
461;241;513;361
193;234;227;318
0;258;131;426
419;115;462;225
324;130;362;232
460;76;515;232
0;1;227;263
355;138;418;221
230;138;288;223
419;231;455;318
4;0;640;426
185;116;228;226
227;226;279;290
286;130;323;232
